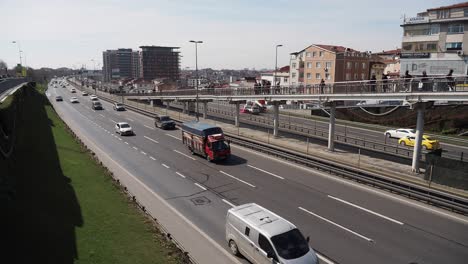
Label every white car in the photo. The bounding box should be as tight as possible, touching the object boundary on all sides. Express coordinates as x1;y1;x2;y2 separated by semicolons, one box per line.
115;122;133;136
70;88;76;93
90;95;99;101
82;91;88;96
70;97;79;103
384;128;416;138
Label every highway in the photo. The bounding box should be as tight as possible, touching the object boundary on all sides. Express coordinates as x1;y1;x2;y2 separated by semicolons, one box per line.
174;101;467;161
48;82;468;264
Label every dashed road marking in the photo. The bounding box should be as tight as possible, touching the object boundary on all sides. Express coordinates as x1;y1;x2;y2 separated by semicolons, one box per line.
133;146;138;150
174;149;196;160
150;156;156;161
124;141;129;145
144;136;159;144
144;125;155;130
247;164;284;180
141;151;147;155
166;133;181;140
176;172;186;178
194;183;207;191
162;163;170;169
299;207;373;242
222;199;236;208
219;171;256;188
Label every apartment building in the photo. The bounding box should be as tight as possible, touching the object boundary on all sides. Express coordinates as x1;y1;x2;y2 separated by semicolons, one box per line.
374;49;401;77
401;2;468;75
102;48;141;82
290;44;372;86
140;46;180;81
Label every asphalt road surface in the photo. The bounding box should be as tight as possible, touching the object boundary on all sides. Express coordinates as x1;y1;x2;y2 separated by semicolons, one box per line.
48;83;468;264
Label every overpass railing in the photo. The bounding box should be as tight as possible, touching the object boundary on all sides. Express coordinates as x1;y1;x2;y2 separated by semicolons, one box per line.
110;76;468;98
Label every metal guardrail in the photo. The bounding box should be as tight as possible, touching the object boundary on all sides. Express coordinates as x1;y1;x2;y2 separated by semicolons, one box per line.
75;81;468;216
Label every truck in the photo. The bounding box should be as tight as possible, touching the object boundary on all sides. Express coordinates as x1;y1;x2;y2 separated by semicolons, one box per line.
180;121;231;161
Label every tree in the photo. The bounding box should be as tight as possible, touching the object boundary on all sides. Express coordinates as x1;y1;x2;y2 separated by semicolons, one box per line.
0;59;7;75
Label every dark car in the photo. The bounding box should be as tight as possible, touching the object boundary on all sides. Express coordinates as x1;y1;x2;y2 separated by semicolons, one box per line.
91;101;103;110
155;114;175;129
113;102;125;111
55;96;63;102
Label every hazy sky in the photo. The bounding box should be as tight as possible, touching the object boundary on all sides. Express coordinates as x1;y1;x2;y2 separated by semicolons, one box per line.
0;0;459;70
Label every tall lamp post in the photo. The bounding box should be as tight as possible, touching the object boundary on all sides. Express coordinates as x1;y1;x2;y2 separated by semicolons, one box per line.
274;44;283;94
190;40;203;121
11;41;22;65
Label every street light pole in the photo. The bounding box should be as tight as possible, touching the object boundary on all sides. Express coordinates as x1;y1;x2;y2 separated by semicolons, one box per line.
274;44;283;94
190;40;203;121
12;41;22;65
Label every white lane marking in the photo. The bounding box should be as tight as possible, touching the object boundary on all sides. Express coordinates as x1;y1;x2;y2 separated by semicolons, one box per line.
176;172;186;178
63;128;243;264
99;114;105;117
194;183;207;191
316;253;335;264
219;171;256;188
231;144;468;224
166;133;181;140
117;137;122;141
124;141;129;145
298;207;373;242
162;163;170;169
126;117;135;122
141;151;147;155
247;164;284;180
110;119;117;123
144;125;155;130
150;156;156;161
328;195;404;225
133;146;138;150
174;149;196;160
144;136;159;144
222;199;236;208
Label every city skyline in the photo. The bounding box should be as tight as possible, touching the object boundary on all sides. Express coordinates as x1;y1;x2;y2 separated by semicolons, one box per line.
1;0;458;70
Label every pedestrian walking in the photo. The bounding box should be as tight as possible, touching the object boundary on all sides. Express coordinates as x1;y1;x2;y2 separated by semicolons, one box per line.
370;75;376;92
446;69;455;91
404;70;412;92
382;73;388;92
320;79;325;94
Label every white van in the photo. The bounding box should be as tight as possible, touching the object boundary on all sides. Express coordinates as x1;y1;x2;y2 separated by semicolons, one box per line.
226;203;318;264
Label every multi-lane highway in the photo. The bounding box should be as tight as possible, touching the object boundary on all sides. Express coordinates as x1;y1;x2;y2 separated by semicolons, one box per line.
48;82;468;264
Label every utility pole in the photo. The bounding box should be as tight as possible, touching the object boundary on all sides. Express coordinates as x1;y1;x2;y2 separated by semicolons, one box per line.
190;40;203;121
274;44;283;94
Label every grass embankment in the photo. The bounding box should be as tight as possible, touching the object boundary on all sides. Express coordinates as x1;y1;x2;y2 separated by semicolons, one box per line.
1;84;186;264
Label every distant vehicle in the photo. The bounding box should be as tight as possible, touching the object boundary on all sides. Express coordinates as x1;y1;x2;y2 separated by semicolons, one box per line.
82;91;88;96
384;128;416;139
398;135;440;150
241;103;260;115
55;96;63;102
226;203;319;264
115;122;133;136
90;95;99;101
91;101;103;110
180;121;230;161
154;114;175;129
70;88;76;93
113;102;125;111
70;97;79;103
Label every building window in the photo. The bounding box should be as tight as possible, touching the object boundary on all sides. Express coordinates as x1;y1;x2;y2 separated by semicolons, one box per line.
354;62;359;69
312;51;317;57
345;73;351;80
415;43;425;51
426;43;438;51
446;42;463;50
437;9;450;19
307;62;312;69
362;62;366;69
402;43;413;51
292;63;296;68
292;72;296;78
346;62;352;69
326;62;332;69
465;9;468;17
319;51;324;57
284;78;288;83
306;52;311;57
448;24;464;34
307;73;312;79
412;64;418;71
291;55;297;59
316;62;321;68
316;73;321;79
361;73;365;80
325;73;331;80
354;73;358;80
430;24;440;35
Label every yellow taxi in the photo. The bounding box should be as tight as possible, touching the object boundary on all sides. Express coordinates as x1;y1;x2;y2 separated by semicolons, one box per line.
398;135;440;150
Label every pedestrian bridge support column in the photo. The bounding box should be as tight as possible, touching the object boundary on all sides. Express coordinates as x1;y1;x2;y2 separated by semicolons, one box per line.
273;102;280;137
164;100;173;115
149;99;154;107
203;102;208;119
182;102;187;114
326;102;337;151
412;103;427;173
229;100;246;128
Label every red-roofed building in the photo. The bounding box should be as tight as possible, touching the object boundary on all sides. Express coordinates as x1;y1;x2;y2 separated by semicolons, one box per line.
289;44;376;86
400;2;468;75
375;49;401;76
